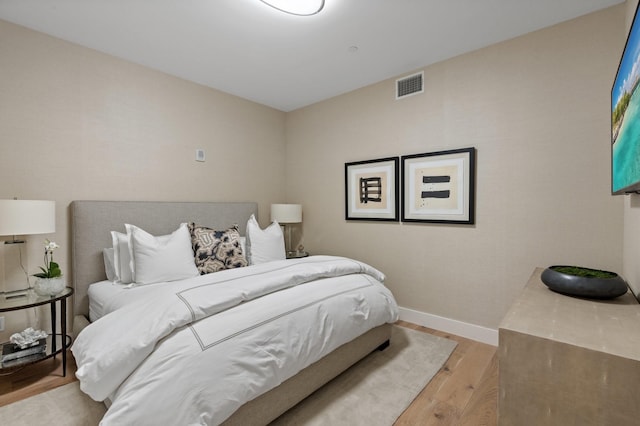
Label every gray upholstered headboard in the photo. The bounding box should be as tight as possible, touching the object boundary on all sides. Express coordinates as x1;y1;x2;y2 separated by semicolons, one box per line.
70;200;258;318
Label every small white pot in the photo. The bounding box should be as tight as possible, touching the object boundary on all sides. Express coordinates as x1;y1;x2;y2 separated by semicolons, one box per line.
34;277;65;296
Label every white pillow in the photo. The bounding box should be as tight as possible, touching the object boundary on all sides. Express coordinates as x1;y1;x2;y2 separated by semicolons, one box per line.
239;236;247;257
111;231;133;284
245;214;286;265
103;248;116;282
125;223;199;285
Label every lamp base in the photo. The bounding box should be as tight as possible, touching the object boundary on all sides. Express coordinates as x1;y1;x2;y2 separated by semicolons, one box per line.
1;240;30;295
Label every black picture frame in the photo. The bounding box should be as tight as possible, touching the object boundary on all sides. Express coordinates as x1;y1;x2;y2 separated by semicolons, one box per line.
401;147;476;224
345;157;399;221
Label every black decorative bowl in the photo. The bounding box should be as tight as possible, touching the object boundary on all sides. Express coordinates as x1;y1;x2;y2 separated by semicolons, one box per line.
541;266;628;299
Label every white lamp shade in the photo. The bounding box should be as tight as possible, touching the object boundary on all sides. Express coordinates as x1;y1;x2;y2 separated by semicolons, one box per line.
0;200;56;236
270;204;302;224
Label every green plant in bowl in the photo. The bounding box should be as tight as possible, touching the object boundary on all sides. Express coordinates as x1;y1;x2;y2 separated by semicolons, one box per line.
549;266;617;279
541;265;627;299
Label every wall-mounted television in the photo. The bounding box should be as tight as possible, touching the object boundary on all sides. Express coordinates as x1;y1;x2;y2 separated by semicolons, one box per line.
612;2;640;194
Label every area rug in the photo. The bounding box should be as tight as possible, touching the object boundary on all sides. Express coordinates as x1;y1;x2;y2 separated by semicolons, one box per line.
0;326;456;426
271;326;457;425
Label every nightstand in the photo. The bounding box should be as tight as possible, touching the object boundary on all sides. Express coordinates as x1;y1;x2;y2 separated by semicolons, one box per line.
286;251;309;259
0;287;73;376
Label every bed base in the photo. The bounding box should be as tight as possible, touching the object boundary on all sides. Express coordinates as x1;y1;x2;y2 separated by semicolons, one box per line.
376;338;390;352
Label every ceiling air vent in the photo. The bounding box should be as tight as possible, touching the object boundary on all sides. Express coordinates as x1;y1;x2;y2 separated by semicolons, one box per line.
396;71;424;100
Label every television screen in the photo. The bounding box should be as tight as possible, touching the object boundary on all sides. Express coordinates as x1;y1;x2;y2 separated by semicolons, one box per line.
612;2;640;194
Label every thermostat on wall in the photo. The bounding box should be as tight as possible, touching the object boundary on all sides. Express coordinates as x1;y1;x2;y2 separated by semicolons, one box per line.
195;149;205;162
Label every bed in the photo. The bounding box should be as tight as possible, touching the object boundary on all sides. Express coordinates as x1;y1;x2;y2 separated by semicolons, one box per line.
69;200;398;425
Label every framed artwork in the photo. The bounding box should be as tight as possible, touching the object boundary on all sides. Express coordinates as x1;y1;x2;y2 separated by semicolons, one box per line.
401;147;476;224
345;157;399;221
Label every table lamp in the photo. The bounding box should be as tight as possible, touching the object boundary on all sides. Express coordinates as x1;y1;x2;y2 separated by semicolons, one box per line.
0;199;56;297
270;204;302;256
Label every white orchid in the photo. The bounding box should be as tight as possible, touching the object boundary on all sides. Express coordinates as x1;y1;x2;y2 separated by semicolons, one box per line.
44;239;60;253
34;239;62;279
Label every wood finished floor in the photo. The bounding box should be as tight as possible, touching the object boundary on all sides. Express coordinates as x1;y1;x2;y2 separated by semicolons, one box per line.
0;321;498;425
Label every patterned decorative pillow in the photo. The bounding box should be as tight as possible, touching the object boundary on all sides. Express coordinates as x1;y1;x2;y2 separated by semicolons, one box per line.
188;223;247;274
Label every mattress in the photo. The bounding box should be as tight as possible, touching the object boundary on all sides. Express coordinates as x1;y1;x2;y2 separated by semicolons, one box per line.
87;280;121;322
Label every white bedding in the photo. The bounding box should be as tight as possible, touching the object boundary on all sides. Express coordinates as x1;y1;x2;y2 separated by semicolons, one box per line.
73;256;398;425
88;278;189;322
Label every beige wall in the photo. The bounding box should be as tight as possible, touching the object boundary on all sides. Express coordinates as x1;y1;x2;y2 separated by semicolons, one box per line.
286;5;625;329
0;19;286;337
0;5;629;337
623;0;640;297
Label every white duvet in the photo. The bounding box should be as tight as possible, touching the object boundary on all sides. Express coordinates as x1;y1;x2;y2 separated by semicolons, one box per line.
72;256;399;425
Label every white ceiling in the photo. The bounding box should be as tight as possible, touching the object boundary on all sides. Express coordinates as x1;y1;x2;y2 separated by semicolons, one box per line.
0;0;624;111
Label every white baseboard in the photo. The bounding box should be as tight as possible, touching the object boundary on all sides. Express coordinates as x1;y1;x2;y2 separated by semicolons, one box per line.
398;306;498;347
